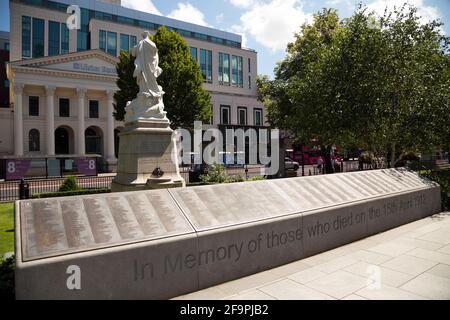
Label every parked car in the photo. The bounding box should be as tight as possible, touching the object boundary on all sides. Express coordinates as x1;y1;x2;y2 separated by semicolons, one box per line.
285;157;300;171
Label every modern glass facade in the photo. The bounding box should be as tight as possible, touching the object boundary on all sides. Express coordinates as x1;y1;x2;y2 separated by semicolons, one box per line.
190;47;197;62
200;49;212;83
32;18;44;58
99;30;106;52
22;16;31;58
231;55;243;88
107;32;117;56
77;8;89;52
48;21;60;56
130;35;137;48
218;52;230;85
17;0;241;49
61;23;69;54
120;34;129;52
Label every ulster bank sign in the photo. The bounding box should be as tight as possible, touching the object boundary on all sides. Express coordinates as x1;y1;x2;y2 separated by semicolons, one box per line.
72;62;116;75
7;49;119;79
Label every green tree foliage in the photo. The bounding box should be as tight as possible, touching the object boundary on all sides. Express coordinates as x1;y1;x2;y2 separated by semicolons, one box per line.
113;26;212;129
200;164;230;184
0;256;15;300
113;50;139;121
59;176;80;192
258;5;450;168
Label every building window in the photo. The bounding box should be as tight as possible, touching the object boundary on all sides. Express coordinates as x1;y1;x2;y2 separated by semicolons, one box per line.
29;129;40;152
99;30;106;52
231;56;244;88
200;49;212;83
107;32;117;56
77;30;89;51
130;35;137;48
190;47;197;62
77;8;89;52
89;100;99;118
59;98;70;117
254;108;263;126
61;23;69;54
32;18;45;58
249;76;252;89
4;42;10;51
29;96;39;116
232;56;243;87
248;58;251;73
220;105;230;125
120;34;129;52
238;107;247;125
48;21;60;56
218;53;230;86
22;16;31;58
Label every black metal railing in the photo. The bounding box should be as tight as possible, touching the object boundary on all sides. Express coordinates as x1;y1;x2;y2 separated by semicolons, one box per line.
0;176;114;203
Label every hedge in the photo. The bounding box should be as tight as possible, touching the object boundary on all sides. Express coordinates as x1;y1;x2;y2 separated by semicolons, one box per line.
31;188;111;199
419;170;450;211
0;256;15;300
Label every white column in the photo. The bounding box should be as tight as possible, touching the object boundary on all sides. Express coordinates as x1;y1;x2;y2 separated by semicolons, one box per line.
106;90;116;161
77;88;86;155
13;84;24;156
45;86;56;156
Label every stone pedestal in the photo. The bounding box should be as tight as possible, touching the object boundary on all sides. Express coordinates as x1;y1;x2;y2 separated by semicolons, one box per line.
111;119;185;192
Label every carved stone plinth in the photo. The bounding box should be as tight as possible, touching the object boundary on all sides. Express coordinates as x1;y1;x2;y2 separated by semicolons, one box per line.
111;119;185;192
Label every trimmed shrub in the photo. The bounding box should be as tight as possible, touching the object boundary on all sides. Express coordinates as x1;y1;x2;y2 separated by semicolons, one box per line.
248;176;266;181
419;170;450;211
32;188;111;199
200;164;230;184
0;256;15;300
59;176;80;192
229;175;245;183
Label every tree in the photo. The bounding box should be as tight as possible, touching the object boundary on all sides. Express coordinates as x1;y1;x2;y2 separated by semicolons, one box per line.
113;26;212;129
258;5;450;171
113;50;138;122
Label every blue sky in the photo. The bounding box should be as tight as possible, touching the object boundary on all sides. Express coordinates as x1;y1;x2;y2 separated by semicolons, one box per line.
1;0;449;78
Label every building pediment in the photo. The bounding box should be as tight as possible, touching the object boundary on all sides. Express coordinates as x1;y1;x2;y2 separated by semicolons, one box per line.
9;50;119;77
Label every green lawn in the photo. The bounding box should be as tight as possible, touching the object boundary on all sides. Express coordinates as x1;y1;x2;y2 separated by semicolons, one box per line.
0;203;14;258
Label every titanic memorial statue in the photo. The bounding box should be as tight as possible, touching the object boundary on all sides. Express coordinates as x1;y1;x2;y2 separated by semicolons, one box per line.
112;31;185;191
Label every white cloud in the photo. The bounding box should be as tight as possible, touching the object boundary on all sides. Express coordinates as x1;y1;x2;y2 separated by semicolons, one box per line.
326;0;355;11
366;0;440;25
237;0;313;52
216;13;225;24
121;0;161;15
229;25;248;47
229;0;256;9
168;3;210;27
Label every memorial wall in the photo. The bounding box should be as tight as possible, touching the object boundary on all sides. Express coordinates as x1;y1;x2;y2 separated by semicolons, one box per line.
15;169;441;299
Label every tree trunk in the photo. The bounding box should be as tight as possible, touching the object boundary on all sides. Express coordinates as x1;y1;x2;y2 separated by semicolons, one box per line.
391;143;397;168
322;145;334;174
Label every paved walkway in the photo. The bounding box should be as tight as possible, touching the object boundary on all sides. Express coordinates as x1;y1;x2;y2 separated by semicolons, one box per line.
175;212;450;300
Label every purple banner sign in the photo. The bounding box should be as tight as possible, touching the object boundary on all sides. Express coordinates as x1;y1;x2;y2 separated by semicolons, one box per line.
75;158;97;176
6;160;32;180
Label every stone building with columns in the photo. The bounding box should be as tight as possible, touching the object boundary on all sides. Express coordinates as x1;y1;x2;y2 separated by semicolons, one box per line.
6;50;120;170
1;0;268;174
